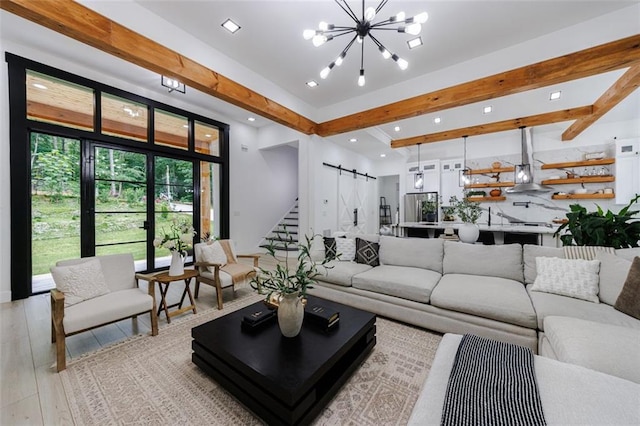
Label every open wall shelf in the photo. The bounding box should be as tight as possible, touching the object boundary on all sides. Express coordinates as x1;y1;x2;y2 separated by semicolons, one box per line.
465;182;515;188
541;158;615;169
466;196;506;202
465;166;515;175
541;176;615;185
552;193;615;200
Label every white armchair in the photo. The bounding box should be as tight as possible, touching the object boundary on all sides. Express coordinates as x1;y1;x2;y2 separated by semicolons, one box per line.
193;240;260;309
50;253;158;372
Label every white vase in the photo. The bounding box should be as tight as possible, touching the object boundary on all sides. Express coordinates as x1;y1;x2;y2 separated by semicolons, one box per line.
168;251;185;276
458;223;480;244
277;292;304;338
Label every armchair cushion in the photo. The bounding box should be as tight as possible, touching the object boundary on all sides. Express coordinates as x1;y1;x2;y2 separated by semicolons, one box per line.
198;241;228;271
51;258;110;307
63;288;153;334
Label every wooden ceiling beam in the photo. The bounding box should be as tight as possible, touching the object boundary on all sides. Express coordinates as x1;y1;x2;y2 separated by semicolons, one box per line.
0;0;317;135
391;106;594;148
317;34;640;137
562;65;640;141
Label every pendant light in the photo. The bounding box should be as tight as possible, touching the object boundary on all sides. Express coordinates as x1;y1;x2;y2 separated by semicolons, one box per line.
459;136;471;187
414;143;424;190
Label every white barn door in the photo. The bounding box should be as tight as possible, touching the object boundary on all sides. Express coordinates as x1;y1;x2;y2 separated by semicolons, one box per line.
338;172;374;233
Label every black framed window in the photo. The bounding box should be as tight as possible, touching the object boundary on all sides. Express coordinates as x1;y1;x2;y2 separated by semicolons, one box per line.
7;52;230;300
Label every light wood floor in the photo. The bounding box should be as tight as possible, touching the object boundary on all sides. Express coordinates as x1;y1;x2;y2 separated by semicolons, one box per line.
0;257;277;425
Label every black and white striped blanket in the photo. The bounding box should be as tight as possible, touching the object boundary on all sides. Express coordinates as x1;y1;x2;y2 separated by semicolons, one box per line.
441;334;546;426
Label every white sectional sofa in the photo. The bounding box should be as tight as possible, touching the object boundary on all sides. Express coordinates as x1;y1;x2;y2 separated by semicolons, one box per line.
308;235;640;377
309;234;640;423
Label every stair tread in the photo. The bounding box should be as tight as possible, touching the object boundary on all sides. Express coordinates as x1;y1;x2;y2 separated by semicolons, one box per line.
259;244;298;251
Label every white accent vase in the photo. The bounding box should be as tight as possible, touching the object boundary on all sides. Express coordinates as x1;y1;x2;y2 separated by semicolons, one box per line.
458;223;480;244
168;250;185;276
277;292;304;338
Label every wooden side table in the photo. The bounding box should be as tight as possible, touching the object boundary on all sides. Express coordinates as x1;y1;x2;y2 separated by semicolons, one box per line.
151;269;199;323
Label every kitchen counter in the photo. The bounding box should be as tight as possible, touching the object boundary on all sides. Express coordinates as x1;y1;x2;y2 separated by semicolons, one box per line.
399;222;560;246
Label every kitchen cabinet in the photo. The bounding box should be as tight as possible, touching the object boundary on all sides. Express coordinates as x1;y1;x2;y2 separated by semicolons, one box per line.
440;158;464;205
406;160;440;193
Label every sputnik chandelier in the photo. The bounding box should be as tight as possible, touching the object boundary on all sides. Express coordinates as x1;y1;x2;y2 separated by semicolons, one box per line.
303;0;428;86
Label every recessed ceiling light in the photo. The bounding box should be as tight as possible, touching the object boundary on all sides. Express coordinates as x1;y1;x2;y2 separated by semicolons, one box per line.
247;117;256;122
434;117;441;124
205;134;212;138
349;138;357;143
483;106;493;114
221;19;241;34
407;37;423;49
33;83;47;90
182;124;188;128
549;91;562;101
306;80;318;88
394;126;401;132
380;154;386;158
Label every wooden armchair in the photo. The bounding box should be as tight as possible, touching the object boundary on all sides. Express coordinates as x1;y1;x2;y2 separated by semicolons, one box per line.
193;240;260;309
50;253;158;372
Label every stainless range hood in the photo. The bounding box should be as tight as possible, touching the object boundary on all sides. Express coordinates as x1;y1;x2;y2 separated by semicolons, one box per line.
506;127;552;193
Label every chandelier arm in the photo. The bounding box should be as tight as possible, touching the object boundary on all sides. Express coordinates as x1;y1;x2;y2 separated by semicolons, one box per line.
370;20;403;28
360;35;365;69
374;0;389;14
368;33;388;51
335;0;359;24
341;35;358;55
322;27;357;34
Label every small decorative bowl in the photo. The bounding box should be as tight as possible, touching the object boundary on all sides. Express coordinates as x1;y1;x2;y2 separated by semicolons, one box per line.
490;189;502;197
492;161;502;169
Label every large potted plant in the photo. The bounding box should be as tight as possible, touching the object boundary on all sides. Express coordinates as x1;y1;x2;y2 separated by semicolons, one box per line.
554;194;640;248
250;229;333;337
450;195;483;243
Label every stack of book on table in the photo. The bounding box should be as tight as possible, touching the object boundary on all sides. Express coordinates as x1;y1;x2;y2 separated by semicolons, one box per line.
304;303;340;331
241;308;276;331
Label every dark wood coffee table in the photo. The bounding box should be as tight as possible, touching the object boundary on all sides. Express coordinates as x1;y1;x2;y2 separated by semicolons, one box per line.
192;295;376;425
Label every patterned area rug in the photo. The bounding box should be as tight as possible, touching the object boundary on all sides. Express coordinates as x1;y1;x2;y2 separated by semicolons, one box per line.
60;290;442;425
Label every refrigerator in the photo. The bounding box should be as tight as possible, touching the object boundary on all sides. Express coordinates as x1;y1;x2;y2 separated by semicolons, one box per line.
404;192;438;223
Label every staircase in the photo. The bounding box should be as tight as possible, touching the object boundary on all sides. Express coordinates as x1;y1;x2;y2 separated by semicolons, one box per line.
260;199;299;252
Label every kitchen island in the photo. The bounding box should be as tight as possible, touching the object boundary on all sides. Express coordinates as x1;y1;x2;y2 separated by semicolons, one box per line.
399;222;560;247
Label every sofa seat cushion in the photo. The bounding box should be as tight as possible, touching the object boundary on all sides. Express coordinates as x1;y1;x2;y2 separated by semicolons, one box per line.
63;288;153;334
316;261;373;287
526;284;640;331
443;241;524;282
544;316;640;384
199;269;234;288
528;284;640;331
352;265;441;303
430;274;536;328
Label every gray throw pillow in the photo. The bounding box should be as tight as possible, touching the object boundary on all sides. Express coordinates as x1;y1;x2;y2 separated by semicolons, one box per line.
614;256;640;320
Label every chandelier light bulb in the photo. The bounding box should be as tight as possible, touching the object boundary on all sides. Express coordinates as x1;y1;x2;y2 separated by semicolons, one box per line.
319;21;330;31
303;29;315;40
312;34;327;47
364;7;376;21
414;12;429;24
405;23;422;35
357;35;364;43
392;11;406;22
358;69;365;87
320;67;331;79
379;46;391;59
392;54;409;70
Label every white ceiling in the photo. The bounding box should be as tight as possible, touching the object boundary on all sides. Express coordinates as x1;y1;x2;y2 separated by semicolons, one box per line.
2;1;639;161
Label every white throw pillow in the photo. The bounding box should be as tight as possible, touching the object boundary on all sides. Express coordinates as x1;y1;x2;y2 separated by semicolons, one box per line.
531;256;601;303
334;238;356;261
200;241;228;272
51;258;110;307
